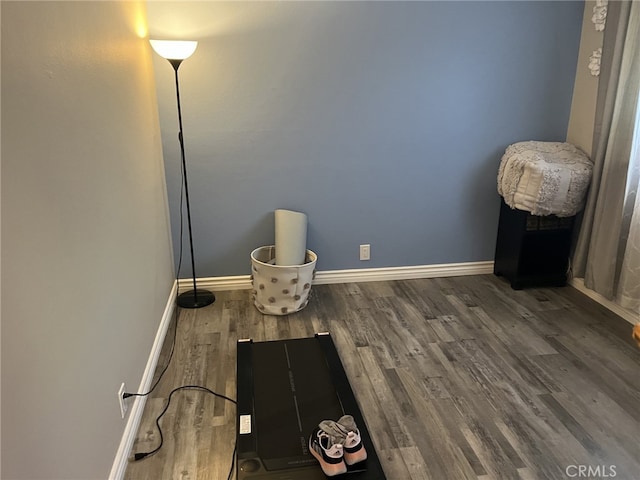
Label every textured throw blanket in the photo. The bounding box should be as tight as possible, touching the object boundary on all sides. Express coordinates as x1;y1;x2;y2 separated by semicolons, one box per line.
497;141;593;217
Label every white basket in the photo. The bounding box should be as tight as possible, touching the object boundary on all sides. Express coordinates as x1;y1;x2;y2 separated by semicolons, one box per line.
250;245;317;315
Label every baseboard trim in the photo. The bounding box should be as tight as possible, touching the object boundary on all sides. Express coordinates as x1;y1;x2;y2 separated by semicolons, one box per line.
179;275;254;292
315;261;495;284
109;280;178;480
179;261;495;292
568;277;637;326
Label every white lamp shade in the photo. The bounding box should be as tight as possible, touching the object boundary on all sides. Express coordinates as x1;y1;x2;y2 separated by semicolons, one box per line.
150;40;198;60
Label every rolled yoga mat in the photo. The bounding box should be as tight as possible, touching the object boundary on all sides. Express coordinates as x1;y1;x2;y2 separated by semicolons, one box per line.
275;209;308;265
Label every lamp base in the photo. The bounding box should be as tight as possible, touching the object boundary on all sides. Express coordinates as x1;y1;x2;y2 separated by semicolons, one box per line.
177;289;215;309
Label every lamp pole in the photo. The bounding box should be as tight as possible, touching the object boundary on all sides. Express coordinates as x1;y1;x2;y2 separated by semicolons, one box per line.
151;40;215;309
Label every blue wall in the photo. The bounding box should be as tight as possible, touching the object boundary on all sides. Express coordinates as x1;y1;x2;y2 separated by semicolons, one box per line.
149;1;583;277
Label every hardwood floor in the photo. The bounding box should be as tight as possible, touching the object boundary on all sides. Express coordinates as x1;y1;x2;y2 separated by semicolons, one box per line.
124;274;640;480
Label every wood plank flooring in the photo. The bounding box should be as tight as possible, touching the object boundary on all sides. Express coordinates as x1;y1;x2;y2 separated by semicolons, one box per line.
124;274;640;480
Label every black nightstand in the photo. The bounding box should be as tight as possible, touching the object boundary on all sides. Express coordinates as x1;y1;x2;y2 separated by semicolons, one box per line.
494;199;574;289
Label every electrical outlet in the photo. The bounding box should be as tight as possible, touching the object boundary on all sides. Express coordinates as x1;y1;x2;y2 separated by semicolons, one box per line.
118;382;128;419
360;244;371;261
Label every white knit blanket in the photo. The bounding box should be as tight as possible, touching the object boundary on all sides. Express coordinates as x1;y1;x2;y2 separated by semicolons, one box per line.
497;141;593;217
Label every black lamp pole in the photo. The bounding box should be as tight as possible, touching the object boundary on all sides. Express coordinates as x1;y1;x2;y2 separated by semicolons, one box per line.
169;58;215;309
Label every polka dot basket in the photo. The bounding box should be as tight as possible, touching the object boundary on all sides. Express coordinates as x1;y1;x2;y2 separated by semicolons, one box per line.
250;245;317;315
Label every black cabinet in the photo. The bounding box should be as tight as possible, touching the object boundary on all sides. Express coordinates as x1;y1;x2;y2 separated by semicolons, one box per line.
494;199;574;289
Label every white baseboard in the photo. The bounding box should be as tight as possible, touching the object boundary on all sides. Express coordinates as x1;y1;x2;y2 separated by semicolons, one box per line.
568;277;638;326
314;261;495;284
179;261;495;292
180;274;253;292
109;281;178;480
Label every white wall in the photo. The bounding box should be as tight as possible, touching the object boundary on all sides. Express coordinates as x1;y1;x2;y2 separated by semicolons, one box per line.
567;0;604;156
1;1;174;478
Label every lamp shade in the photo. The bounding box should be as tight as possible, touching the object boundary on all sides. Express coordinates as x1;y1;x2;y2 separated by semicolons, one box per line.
150;40;198;60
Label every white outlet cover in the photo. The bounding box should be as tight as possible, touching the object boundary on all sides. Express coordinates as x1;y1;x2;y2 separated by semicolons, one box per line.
118;383;127;418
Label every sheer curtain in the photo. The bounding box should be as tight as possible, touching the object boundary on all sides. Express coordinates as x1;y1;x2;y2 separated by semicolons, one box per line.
618;100;640;312
573;0;640;314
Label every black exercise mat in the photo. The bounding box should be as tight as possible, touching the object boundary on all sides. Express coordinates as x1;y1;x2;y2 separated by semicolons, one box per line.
236;333;386;480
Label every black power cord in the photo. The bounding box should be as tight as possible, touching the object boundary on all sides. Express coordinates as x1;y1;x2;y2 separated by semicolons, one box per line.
124;162;187;401
122;304;178;402
130;385;237;480
126;149;238;478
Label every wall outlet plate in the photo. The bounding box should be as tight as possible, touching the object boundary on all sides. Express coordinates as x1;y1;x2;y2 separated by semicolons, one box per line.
360;244;371;261
118;382;128;419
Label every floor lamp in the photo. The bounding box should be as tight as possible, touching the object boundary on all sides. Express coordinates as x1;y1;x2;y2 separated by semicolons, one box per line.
151;39;215;309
